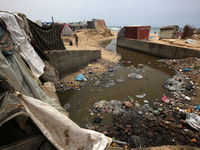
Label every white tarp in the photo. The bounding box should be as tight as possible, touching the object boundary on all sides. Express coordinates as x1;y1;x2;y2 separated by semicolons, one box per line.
61;23;73;36
0;12;44;77
186;113;200;131
18;93;112;150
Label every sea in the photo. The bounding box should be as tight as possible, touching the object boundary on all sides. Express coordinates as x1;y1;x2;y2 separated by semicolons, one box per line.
107;26;183;34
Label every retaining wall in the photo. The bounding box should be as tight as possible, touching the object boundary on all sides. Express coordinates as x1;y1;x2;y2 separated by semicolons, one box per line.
46;50;101;76
117;37;200;59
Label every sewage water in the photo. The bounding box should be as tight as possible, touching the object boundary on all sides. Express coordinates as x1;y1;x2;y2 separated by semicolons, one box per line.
58;39;175;128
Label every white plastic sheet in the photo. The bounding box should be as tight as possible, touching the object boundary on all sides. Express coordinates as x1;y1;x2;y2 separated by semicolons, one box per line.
19;93;112;150
0;12;44;77
186;113;200;131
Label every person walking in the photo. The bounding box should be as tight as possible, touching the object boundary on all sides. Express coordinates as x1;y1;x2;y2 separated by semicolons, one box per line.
74;34;78;46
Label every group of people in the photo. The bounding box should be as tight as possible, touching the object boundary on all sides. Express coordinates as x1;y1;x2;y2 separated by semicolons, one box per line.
70;34;78;46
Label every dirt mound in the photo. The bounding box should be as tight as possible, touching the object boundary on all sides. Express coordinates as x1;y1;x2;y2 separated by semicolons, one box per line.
85;29;113;38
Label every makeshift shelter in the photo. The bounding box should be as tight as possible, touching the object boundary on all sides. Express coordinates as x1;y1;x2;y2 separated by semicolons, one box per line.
117;25;151;40
87;19;107;29
28;19;66;54
68;21;86;31
60;23;73;36
0;11;45;78
159;25;179;39
0;11;112;149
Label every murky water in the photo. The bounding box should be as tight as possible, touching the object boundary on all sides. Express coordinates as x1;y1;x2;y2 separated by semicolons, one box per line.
58;39;175;128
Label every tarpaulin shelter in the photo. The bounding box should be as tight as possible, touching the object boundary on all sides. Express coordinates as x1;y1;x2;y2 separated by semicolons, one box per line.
27;19;66;61
117;25;151;40
0;11;45;78
60;23;73;36
68;21;86;31
87;19;107;29
159;25;179;39
0;11;112;150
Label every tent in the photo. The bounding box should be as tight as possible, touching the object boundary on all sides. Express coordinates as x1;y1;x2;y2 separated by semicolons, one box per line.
159;25;179;39
61;23;73;36
117;25;151;40
87;19;107;29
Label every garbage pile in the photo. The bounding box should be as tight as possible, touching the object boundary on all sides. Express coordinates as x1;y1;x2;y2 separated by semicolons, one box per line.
159;57;200;106
88;57;200;148
91;98;200;148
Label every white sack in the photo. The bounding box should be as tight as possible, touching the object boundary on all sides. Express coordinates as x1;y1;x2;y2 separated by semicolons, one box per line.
19;94;112;150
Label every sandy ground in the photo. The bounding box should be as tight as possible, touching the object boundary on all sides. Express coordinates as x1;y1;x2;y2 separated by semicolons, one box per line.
59;29;200;150
60;29;121;88
149;33;200;50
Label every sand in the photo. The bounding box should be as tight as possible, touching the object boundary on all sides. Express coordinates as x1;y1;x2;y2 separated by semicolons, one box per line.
60;29;121;88
149;33;200;50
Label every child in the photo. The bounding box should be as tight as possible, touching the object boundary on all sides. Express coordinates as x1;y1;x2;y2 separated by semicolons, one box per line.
74;34;78;46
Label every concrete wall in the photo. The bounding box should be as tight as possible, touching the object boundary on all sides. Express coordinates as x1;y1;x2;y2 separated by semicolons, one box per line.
117;37;200;59
46;50;101;76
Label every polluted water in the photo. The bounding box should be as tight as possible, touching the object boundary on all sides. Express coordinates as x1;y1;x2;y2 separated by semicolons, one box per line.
58;39;175;128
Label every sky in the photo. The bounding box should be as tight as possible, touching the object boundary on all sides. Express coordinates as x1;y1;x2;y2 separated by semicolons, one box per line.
1;0;200;28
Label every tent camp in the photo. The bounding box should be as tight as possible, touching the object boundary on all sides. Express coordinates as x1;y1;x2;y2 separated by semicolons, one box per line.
87;19;107;29
0;11;112;150
159;25;179;39
60;23;73;36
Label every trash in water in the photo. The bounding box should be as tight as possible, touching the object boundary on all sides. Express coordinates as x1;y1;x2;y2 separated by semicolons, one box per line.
63;103;71;112
135;94;146;99
117;76;124;83
89;109;94;116
162;96;170;103
137;109;143;115
138;64;144;67
182;68;190;72
128;73;143;79
93;100;124;115
93;117;102;124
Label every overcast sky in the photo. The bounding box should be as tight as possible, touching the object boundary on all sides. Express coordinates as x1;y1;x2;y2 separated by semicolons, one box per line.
1;0;200;28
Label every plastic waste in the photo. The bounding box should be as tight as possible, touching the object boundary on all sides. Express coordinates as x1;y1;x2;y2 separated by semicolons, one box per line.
185;96;191;101
117;76;124;83
75;74;85;81
108;68;115;72
162;96;170;103
196;105;200;110
153;110;160;116
128;73;143;79
182;68;190;72
93;117;102;123
186;113;200;131
63;103;70;112
135;94;146;99
137;109;143;115
89;109;94;116
185;39;197;43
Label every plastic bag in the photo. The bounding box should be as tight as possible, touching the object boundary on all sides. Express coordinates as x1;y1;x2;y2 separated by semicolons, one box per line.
75;74;85;81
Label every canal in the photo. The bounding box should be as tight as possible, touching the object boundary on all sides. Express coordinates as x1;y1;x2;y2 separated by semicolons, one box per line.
58;39;175;128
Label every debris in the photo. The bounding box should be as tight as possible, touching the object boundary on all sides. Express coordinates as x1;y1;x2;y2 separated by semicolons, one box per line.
135;94;146;99
75;74;85;81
